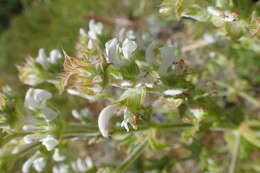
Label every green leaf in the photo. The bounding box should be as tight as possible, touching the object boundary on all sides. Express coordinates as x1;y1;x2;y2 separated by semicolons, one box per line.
117;87;146;113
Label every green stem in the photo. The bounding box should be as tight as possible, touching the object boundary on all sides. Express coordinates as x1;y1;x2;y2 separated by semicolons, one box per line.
0;132;30;147
228;131;240;173
116;138;148;173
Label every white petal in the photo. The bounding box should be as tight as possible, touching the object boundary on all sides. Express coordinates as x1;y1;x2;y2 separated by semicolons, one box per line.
53;148;66;162
98;105;118;138
53;164;69;173
24;88;52;111
33;157;46;172
22;153;39;173
23;134;46;144
88;19;103;40
41;106;57;122
49;49;62;64
84;157;93;168
77;158;87;172
207;6;222;17
41;135;59;151
163;89;184;96
105;38;122;67
36;48;49;68
122;38;137;59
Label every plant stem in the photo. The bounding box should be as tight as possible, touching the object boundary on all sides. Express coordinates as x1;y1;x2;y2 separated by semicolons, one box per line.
228;131;240;173
116;138;148;173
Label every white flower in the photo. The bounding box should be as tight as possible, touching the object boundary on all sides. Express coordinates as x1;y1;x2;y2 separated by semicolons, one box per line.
88;19;103;40
53;164;69;173
35;48;62;68
72;108;89;120
122;38;137;59
121;108;132;132
40;135;59;151
49;49;62;64
23;134;47;144
163;89;185;96
79;28;88;36
24;88;57;121
120;81;133;87
41;106;58;122
87;39;94;49
53;148;66;162
33;157;46;172
25;88;52;111
158;45;178;76
36;48;49;68
126;30;136;40
98;105;119;138
71;157;93;172
105;38;123;67
22;152;39;173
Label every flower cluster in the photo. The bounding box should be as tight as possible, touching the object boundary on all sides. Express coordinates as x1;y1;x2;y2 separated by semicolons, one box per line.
0;1;259;172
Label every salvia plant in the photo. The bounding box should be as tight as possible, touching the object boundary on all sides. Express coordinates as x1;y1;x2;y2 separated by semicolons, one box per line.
0;0;260;172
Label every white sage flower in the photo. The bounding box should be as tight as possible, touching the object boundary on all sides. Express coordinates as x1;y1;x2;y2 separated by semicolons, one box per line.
122;38;137;59
24;88;57;121
88;19;103;40
40;135;59;151
98;105;119;138
53;163;69;173
105;38;123;67
33;157;46;172
163;89;185;96
53;148;66;162
25;88;52;111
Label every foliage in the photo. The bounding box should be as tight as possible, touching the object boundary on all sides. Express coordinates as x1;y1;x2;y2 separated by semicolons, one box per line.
0;0;259;173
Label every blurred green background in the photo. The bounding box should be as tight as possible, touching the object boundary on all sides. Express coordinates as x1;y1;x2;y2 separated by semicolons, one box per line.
0;0;120;84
